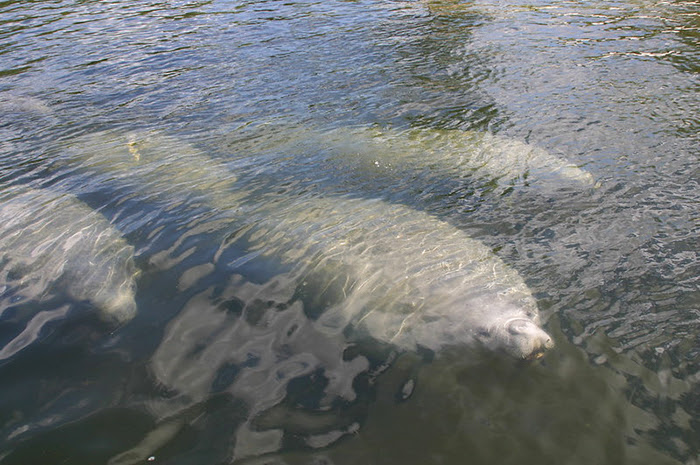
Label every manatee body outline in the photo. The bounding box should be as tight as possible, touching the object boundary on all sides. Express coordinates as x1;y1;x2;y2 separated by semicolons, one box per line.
358;127;596;187
110;194;554;465
69;126;560;464
234;125;595;192
0;93;53;115
243;194;553;360
58;129;241;210
0;185;138;324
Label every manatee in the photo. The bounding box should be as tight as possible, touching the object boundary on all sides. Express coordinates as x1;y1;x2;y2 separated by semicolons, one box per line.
57;129;241;209
235;125;595;193
0;93;53;116
243;194;553;360
0;94;55;157
0;186;138;324
352;127;595;188
107;194;553;465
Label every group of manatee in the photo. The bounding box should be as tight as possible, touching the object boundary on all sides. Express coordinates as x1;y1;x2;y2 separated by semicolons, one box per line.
0;123;596;359
1;120;595;460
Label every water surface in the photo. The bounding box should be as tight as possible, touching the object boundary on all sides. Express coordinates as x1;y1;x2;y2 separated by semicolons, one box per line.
0;0;698;464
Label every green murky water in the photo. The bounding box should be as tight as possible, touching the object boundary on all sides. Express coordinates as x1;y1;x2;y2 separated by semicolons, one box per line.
1;1;698;464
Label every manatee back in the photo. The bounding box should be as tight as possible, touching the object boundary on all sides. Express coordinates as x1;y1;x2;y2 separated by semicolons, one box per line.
0;186;138;323
58;130;242;210
244;195;538;350
246;126;595;193
331;127;595;189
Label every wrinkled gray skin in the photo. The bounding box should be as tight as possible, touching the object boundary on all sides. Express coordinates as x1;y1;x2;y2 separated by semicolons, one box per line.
0;186;138;324
247;194;554;360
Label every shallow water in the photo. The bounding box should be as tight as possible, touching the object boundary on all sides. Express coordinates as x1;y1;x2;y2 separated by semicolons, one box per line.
0;1;698;464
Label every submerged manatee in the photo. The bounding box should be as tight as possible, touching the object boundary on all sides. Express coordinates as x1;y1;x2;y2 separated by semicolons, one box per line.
245;194;553;360
0;186;138;324
0;93;53;117
109;195;554;464
357;127;596;188
237;125;595;193
58;129;240;209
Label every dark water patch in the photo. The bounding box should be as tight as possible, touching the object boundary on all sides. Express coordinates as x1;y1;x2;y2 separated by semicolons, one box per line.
0;408;154;465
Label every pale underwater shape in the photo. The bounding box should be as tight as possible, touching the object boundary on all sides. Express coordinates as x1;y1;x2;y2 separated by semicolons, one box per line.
330;127;595;189
114;195;553;464
0;186;138;325
360;129;594;187
242;125;596;192
483;317;554;361
59;129;241;209
246;194;553;360
0;92;53;116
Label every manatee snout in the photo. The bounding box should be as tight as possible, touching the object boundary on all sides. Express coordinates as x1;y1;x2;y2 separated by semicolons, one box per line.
505;318;554;360
477;317;554;360
103;290;138;325
91;280;138;325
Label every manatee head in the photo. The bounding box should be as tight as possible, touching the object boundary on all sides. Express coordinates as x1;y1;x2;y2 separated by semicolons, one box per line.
557;164;596;186
99;289;138;325
83;276;138;325
477;316;554;360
